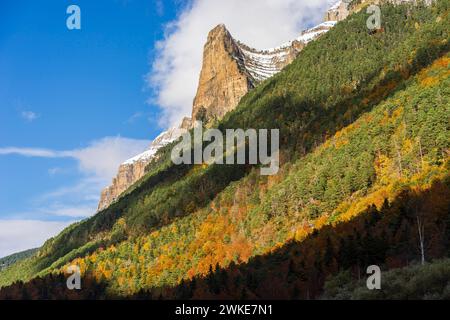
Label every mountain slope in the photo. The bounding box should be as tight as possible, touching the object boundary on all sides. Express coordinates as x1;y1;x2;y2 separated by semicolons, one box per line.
97;124;190;211
323;258;450;299
2;50;448;298
57;52;450;296
0;0;449;296
0;249;38;271
98;4;341;211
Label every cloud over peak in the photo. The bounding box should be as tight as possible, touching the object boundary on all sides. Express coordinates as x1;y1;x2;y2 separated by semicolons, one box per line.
148;0;332;127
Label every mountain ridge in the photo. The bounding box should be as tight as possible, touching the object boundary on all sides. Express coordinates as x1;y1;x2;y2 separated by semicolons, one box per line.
98;2;345;211
0;0;448;299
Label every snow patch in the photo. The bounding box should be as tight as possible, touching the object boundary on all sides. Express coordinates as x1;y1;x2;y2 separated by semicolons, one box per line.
235;20;337;82
123;126;187;165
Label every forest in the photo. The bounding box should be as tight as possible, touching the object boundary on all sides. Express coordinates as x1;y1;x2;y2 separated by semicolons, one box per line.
0;0;449;299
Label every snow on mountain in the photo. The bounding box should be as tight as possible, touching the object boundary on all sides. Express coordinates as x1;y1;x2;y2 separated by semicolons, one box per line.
235;20;337;83
97;123;188;211
297;21;337;42
329;0;343;11
238;45;292;82
123;126;186;165
99;2;347;211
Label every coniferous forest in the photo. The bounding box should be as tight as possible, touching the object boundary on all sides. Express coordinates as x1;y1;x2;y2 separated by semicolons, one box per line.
0;0;449;300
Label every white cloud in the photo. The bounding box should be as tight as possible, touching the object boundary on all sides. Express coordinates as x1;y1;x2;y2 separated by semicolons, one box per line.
0;136;150;183
126;112;144;124
0;147;60;158
0;137;150;220
66;137;150;182
38;176;103;202
0;220;73;258
148;0;333;127
33;177;103;219
20;111;39;122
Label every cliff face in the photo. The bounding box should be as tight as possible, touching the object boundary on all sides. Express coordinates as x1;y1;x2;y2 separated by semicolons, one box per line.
98;3;342;211
324;0;423;26
191;20;338;124
345;0;429;15
97;125;188;211
191;24;308;124
191;24;254;125
97;161;147;211
325;1;350;22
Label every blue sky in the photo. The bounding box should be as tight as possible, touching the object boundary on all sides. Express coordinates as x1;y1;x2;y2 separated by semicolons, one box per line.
0;0;332;257
0;0;181;256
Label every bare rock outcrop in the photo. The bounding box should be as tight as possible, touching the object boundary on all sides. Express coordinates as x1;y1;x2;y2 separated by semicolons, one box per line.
325;1;350;22
97;2;344;211
97;124;188;211
192;20;337;124
191;24;254;125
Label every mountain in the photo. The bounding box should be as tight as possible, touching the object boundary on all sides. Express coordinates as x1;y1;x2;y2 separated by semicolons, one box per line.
97;120;191;211
99;10;340;211
192;20;339;124
0;0;448;299
325;0;350;21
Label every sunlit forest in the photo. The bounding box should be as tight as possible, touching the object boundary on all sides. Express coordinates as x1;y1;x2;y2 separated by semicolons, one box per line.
0;0;449;300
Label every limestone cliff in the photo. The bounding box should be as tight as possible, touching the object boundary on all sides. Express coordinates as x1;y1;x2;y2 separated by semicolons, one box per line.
345;0;431;15
191;24;254;125
98;2;344;211
97;125;188;211
191;20;338;124
325;1;350;22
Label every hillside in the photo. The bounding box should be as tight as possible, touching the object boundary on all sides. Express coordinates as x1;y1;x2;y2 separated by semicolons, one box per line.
0;249;38;272
323;258;450;299
0;0;449;298
97;11;339;212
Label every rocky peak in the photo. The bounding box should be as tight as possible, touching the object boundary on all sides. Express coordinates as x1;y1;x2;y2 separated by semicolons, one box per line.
208;23;231;40
180;116;193;130
191;23;254;125
192;17;338;125
97;2;344;212
325;1;350;22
